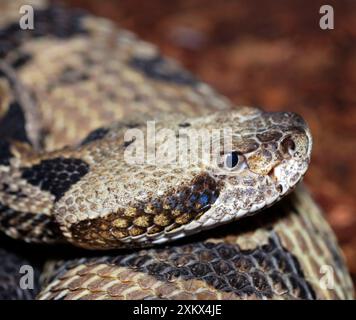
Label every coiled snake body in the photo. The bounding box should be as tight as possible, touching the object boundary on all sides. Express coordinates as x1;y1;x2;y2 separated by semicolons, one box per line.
0;0;354;299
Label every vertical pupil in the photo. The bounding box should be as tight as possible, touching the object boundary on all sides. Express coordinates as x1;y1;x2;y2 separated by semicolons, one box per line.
226;152;239;168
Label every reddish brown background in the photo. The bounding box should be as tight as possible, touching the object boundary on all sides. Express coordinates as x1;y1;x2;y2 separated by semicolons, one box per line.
62;0;356;288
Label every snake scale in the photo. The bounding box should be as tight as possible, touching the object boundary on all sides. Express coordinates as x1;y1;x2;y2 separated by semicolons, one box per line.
0;0;354;300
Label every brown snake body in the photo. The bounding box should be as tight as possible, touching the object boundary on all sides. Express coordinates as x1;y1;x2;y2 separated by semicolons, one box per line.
0;0;354;299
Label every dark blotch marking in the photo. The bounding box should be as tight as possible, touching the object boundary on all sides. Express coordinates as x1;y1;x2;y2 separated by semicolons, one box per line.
21;157;89;201
0;5;88;59
0;101;30;144
113;233;314;299
0;140;13;166
80;128;109;146
58;233;316;299
129;56;198;86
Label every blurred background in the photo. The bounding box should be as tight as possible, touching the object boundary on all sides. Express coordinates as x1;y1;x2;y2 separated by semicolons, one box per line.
61;0;356;288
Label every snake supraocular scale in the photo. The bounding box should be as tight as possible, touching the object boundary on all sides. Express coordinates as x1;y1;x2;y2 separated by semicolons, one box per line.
0;0;353;299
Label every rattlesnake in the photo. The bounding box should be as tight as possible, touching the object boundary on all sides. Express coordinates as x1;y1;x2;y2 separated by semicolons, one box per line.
0;0;353;299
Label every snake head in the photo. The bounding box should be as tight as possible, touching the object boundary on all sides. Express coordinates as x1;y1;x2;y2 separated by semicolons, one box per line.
202;108;313;227
53;108;312;249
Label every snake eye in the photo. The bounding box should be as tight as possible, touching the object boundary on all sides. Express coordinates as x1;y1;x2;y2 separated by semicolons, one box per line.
224;151;241;169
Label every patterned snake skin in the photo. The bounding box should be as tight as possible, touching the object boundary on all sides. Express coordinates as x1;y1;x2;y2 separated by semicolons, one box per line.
0;0;354;299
